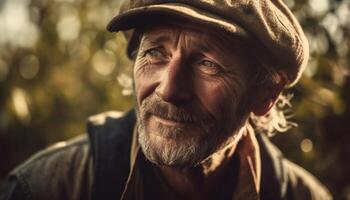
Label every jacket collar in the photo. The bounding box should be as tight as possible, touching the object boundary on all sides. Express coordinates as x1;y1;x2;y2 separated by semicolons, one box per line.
256;133;289;199
87;110;136;200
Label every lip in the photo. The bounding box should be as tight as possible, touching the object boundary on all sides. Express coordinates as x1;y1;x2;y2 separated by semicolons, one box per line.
152;115;190;127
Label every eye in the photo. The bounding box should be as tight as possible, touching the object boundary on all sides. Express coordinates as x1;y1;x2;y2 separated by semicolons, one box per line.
147;49;163;57
202;60;217;68
143;48;168;65
198;60;222;75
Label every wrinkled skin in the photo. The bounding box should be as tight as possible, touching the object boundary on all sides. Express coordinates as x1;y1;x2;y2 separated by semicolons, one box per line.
134;24;257;169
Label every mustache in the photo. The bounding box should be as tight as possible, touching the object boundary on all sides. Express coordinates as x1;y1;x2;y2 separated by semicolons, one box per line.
140;95;215;128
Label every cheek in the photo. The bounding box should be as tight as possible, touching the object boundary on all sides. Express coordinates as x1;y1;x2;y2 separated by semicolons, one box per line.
133;64;162;106
196;77;247;123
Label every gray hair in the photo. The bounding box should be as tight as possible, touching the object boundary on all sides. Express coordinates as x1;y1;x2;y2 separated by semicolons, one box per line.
249;93;297;136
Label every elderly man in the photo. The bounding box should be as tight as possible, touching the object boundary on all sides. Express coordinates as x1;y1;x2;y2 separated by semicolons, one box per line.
1;0;332;200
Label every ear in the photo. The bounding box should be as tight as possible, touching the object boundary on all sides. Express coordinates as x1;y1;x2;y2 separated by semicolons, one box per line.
252;75;286;116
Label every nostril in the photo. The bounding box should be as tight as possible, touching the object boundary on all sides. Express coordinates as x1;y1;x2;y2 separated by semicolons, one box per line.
155;80;177;103
155;77;192;104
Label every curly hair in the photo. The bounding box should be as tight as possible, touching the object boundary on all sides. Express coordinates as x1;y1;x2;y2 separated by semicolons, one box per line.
250;93;297;136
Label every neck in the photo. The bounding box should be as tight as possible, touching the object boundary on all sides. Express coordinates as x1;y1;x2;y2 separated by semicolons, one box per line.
158;126;247;199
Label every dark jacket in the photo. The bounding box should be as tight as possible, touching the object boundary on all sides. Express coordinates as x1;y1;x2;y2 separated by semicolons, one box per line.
0;110;332;200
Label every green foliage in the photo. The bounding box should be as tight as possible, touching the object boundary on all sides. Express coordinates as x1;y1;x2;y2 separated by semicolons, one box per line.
0;0;349;198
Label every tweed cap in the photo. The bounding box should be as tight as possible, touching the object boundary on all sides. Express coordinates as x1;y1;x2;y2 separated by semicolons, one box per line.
107;0;309;87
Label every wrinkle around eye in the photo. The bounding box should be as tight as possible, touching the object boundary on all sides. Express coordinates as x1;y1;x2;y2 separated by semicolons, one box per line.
134;56;152;75
197;60;222;75
226;72;249;91
146;50;169;65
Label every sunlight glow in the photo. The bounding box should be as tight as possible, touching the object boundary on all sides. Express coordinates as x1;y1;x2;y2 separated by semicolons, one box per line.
12;88;30;122
0;0;39;48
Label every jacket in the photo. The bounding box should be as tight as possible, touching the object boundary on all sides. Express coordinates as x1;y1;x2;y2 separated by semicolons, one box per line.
0;110;332;200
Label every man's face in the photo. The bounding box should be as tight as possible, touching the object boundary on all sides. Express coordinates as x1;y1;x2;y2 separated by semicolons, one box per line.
134;23;254;168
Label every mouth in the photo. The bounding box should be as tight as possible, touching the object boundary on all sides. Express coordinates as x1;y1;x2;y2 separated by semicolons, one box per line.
152;115;192;127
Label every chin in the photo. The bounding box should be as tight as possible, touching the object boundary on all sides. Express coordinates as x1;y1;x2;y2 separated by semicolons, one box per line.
137;122;226;169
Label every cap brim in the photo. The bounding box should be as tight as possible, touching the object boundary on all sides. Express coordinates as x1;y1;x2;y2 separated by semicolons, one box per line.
107;3;249;39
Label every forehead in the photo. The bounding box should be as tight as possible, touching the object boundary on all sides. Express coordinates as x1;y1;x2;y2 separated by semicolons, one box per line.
143;24;206;39
139;22;246;53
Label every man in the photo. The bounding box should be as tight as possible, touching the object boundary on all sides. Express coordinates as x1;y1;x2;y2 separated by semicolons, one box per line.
1;0;332;200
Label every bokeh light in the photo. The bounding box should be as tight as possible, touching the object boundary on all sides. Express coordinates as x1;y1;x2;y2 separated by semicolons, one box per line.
57;13;81;42
0;0;39;48
92;50;116;76
300;138;314;153
11;88;30;123
308;0;329;15
19;55;40;80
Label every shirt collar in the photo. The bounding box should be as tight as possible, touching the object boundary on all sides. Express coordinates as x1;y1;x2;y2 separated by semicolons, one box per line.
234;125;261;199
120;126;142;200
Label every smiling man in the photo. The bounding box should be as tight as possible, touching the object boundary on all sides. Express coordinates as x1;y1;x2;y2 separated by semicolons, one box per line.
1;0;332;200
130;23;264;199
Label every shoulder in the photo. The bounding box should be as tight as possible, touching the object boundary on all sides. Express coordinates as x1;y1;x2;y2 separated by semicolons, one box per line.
8;135;92;200
13;135;90;174
3;110;136;200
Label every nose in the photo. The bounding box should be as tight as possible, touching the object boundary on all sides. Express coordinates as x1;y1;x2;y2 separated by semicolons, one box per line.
155;57;193;104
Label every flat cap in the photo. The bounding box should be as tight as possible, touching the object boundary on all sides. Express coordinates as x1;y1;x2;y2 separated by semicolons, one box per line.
107;0;309;87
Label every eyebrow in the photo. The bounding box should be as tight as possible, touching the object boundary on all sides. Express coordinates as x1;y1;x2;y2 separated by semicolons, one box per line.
141;32;215;54
142;33;173;46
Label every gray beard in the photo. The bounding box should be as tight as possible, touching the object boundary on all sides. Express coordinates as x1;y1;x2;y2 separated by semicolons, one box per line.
134;94;249;169
137;119;213;168
136;111;247;169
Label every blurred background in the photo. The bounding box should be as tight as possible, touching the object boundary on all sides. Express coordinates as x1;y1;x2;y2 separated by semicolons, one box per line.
0;0;349;199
